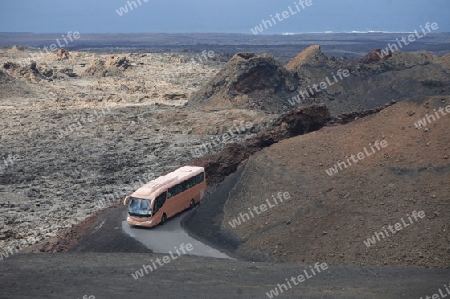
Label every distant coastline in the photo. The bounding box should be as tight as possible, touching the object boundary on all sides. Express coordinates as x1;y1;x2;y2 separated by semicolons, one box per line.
1;32;449;59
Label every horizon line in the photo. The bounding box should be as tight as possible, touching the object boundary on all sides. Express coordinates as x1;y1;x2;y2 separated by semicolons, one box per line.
1;31;449;35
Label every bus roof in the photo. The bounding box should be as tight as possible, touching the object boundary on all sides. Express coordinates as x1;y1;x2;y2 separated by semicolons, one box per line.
130;166;205;200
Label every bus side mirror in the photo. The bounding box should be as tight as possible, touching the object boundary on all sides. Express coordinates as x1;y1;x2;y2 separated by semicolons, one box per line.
123;196;131;205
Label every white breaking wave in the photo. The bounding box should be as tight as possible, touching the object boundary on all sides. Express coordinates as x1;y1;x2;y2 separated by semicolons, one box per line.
280;30;414;35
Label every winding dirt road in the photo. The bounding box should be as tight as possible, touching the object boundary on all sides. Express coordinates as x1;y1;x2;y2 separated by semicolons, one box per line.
1;165;448;298
122;211;231;259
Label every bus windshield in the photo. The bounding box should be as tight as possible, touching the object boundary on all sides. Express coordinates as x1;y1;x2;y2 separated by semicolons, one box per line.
128;197;152;216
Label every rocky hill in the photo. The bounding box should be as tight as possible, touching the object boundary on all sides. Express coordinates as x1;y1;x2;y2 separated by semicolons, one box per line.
187;96;450;268
285;45;329;70
188;52;298;112
0;67;35;99
189;46;450;116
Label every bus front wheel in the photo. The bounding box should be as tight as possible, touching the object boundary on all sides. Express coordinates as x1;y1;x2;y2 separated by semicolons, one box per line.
161;214;167;225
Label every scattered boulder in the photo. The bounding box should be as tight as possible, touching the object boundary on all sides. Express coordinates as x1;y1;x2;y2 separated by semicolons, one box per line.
106;56;131;70
38;67;54;78
82;56;130;77
163;93;187;100
0;66;35;98
13;45;25;51
9;45;25;52
2;61;46;81
3;61;20;70
82;59;107;77
59;68;77;78
30;61;37;71
56;48;71;60
0;69;11;84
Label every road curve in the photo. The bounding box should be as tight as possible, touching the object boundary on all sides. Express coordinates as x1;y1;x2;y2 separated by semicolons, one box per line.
122;209;231;259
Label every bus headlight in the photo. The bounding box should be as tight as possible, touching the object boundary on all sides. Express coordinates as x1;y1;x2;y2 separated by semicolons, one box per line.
146;220;153;224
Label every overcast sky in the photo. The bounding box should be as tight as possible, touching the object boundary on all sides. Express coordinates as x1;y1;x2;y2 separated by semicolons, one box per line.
0;0;449;34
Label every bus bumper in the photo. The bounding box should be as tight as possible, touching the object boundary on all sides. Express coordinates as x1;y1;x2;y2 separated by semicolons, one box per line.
127;217;156;228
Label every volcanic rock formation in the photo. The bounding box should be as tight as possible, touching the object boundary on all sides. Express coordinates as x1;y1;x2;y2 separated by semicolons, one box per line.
82;56;131;77
285;45;328;70
189;52;298;112
2;61;46;82
360;49;392;64
56;48;71;60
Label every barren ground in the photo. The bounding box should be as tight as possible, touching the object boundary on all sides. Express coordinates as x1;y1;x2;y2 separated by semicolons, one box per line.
1;37;449;298
0;47;270;251
210;97;450;268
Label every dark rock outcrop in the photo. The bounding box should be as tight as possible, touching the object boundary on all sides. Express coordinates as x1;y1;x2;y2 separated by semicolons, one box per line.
56;48;71;60
360;49;392;64
188;45;450;118
189;104;331;184
2;61;46;81
285;45;328;70
188;52;298;112
82;56;131;77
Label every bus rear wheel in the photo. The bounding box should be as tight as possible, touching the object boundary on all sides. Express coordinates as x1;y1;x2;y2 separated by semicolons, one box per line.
161;214;167;225
189;199;196;209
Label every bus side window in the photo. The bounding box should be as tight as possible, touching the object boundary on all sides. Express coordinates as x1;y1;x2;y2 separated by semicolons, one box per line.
174;184;181;195
161;192;167;205
182;180;189;191
194;173;204;185
154;192;167;213
168;185;181;198
167;174;203;199
187;177;194;188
